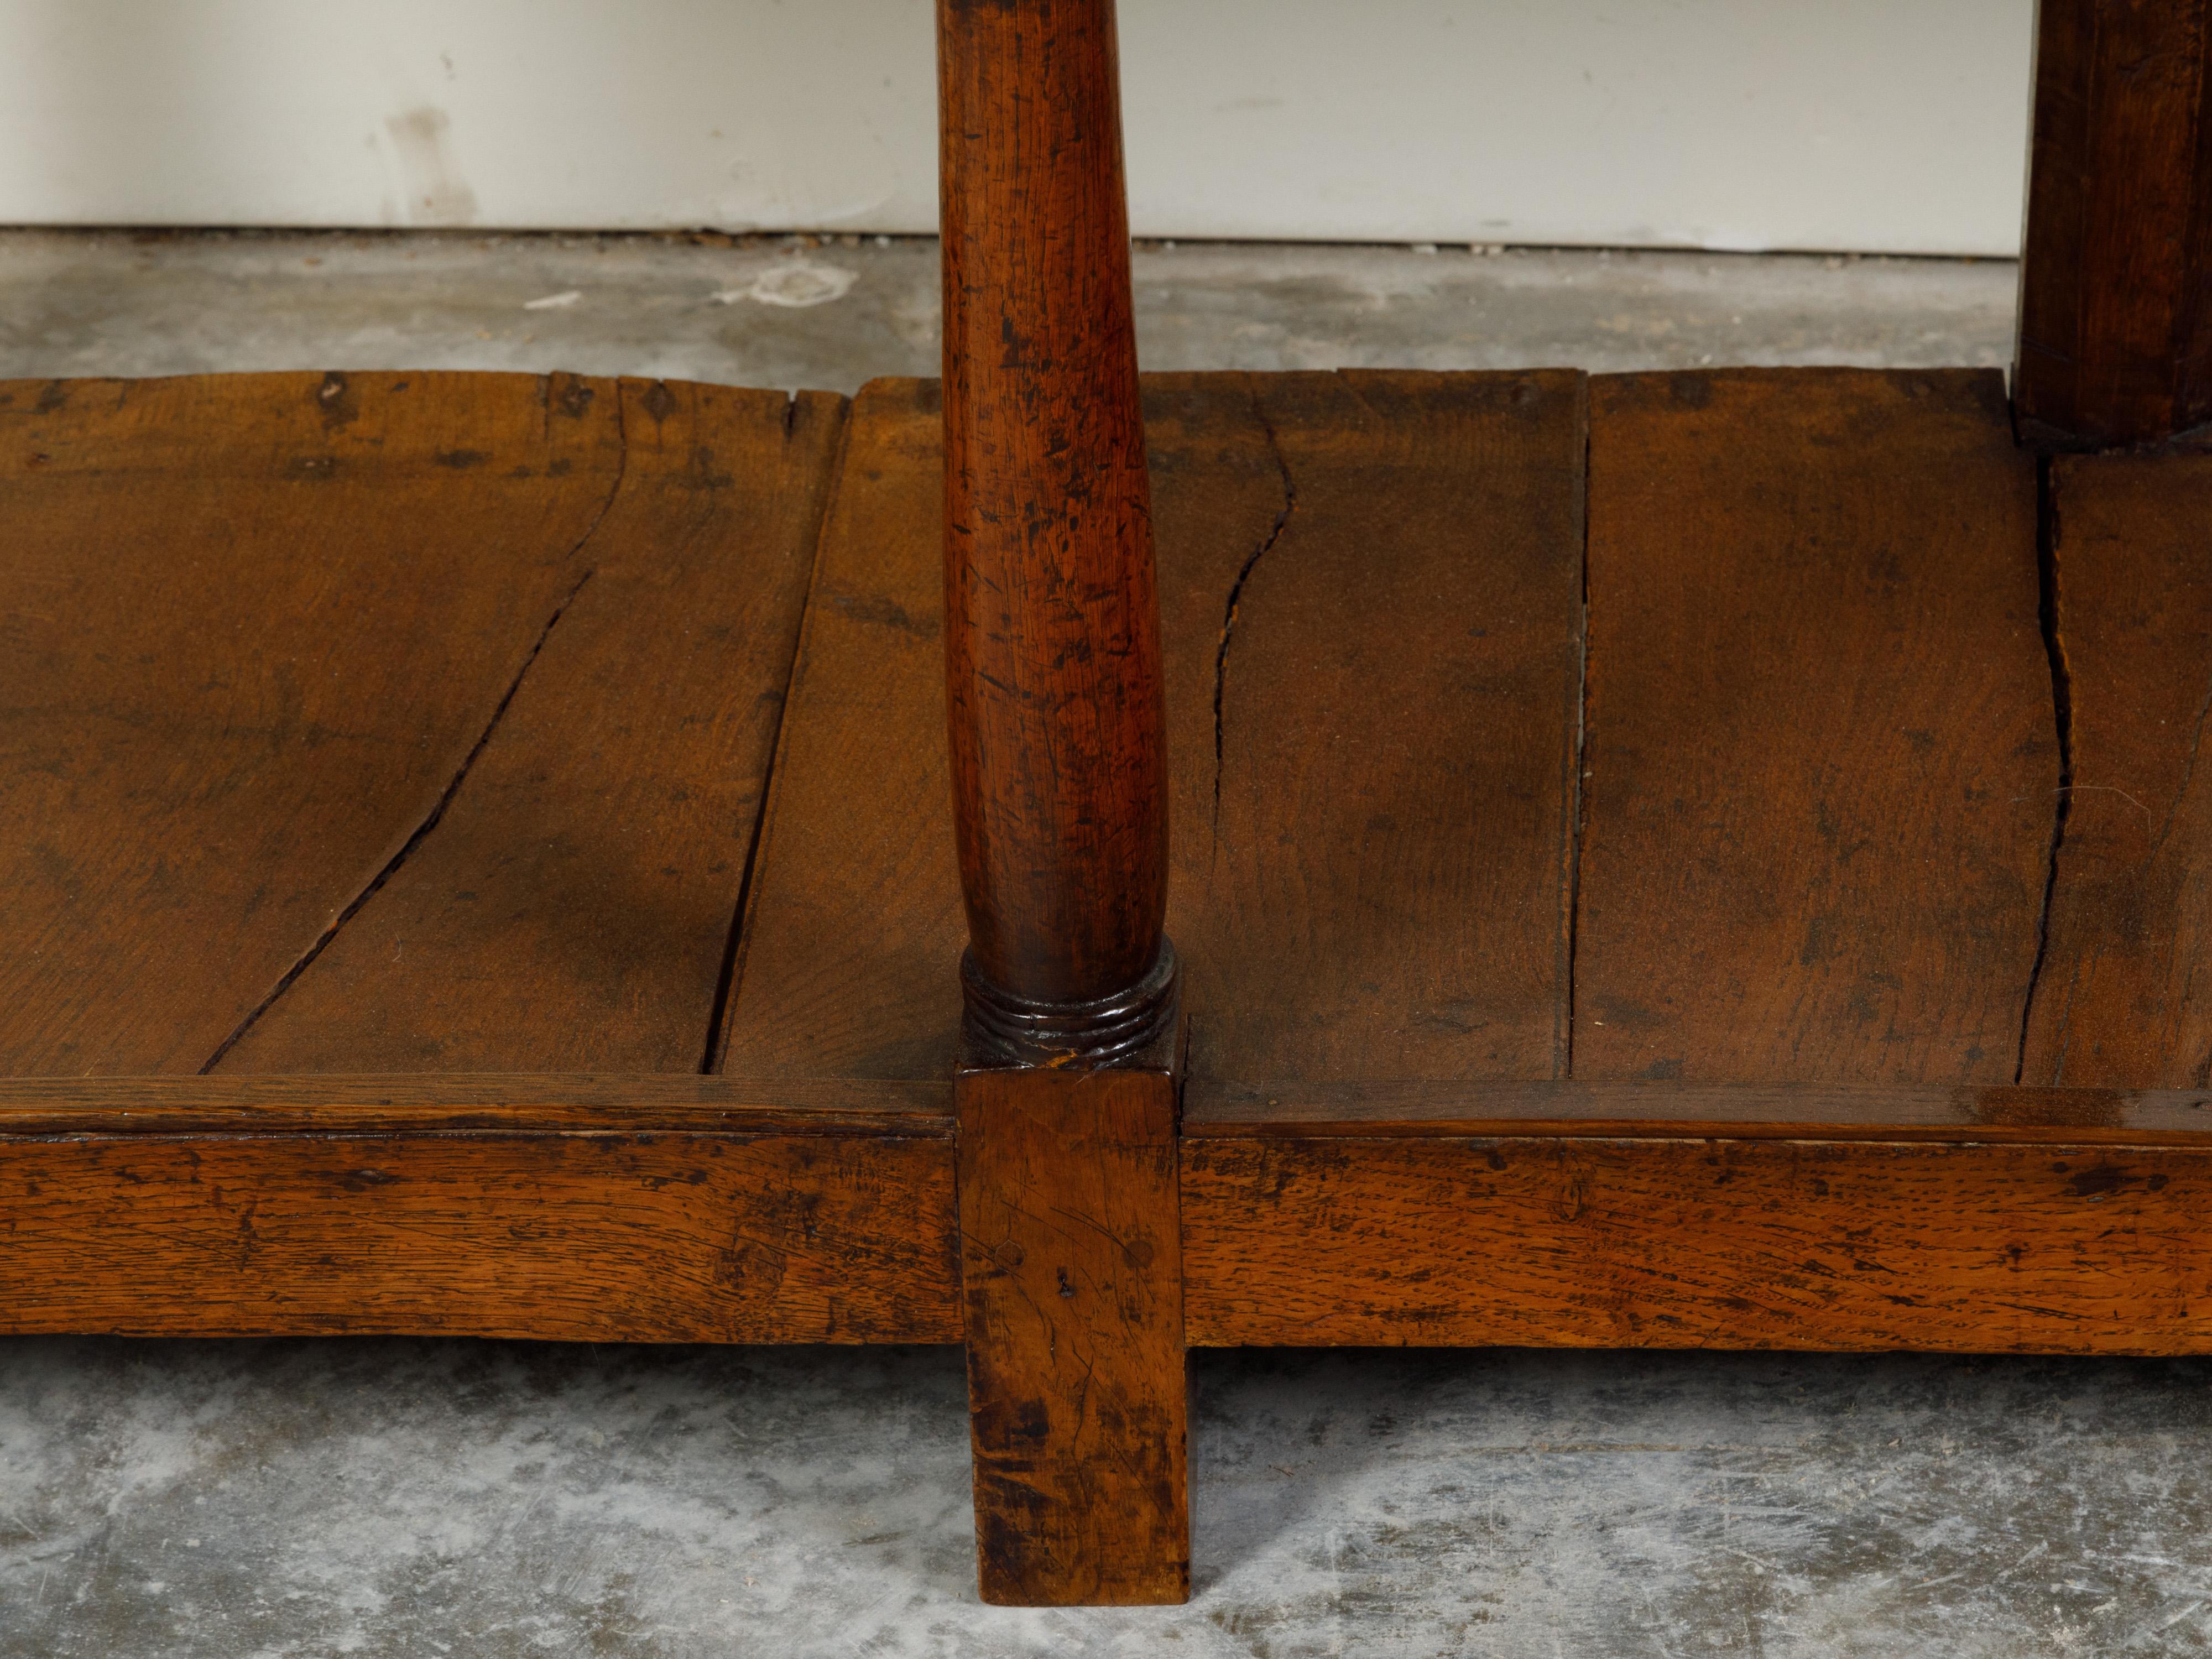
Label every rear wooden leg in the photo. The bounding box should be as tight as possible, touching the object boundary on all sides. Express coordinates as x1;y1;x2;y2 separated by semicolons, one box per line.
2016;0;2212;447
957;1066;1190;1605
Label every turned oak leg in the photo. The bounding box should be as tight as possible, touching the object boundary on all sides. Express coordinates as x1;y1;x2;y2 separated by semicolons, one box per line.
936;0;1190;1606
936;0;1175;1058
2016;0;2212;448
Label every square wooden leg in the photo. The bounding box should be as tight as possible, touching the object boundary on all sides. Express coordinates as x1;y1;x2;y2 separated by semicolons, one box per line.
956;1066;1189;1605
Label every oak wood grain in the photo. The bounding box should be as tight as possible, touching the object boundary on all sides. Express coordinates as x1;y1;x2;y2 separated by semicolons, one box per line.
959;1066;1188;1605
714;378;967;1082
716;375;1282;1083
0;1130;958;1342
1575;370;2053;1084
1191;369;1584;1086
217;380;843;1073
2025;451;2212;1085
2016;0;2212;447
1183;1133;2212;1352
938;0;1172;1031
721;371;1583;1091
0;1073;952;1136
0;372;624;1075
1144;374;1313;1054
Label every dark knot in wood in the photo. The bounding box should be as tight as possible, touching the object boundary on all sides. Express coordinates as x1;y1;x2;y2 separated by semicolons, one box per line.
961;940;1179;1068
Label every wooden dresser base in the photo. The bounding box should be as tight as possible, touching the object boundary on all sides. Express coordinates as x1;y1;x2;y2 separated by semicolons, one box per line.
9;364;2212;1601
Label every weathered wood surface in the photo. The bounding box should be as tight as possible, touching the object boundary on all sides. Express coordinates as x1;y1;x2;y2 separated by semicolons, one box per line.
0;372;839;1081
18;362;2212;1390
938;0;1174;1052
2025;452;2212;1086
14;1071;2211;1146
1182;1134;2212;1352
721;369;1584;1090
0;1074;951;1136
0;372;623;1074
2016;0;2212;448
714;373;1280;1081
1184;1078;2212;1145
223;381;843;1073
13;364;2199;1103
714;378;969;1081
0;1130;959;1342
10;1066;2212;1353
1575;370;2054;1085
1144;373;1314;1044
1191;369;1584;1086
959;1067;1188;1605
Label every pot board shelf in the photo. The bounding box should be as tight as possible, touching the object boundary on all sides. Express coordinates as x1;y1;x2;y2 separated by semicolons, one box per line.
8;362;2212;1583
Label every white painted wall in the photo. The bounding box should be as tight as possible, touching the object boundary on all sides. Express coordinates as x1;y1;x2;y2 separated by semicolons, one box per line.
0;1;2034;255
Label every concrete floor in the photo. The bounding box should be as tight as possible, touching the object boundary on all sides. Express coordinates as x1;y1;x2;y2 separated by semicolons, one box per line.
0;228;2016;391
8;231;2208;1658
7;1340;2211;1658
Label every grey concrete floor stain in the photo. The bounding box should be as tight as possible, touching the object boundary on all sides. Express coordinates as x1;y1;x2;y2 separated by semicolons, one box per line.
4;1342;2211;1657
0;229;2016;392
3;229;2180;1657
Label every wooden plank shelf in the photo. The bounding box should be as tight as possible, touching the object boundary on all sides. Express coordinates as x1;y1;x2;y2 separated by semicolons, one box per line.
9;358;2212;1593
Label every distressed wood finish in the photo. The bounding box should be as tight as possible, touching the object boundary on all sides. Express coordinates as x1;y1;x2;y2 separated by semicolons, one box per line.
1182;1134;2212;1352
1191;369;1585;1087
0;1129;959;1343
20;350;2212;1606
11;1071;2212;1354
223;381;844;1073
719;371;1578;1089
714;379;969;1082
937;0;1192;1600
1183;1078;2212;1145
718;374;1288;1085
0;372;624;1074
0;1074;953;1136
958;1067;1188;1605
2025;452;2212;1084
937;0;1175;1056
2016;0;2212;448
1576;371;2053;1084
15;1073;2212;1146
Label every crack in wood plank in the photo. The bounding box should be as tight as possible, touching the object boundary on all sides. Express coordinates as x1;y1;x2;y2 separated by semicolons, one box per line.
199;383;632;1072
2018;453;2078;1084
1210;378;1297;860
199;565;602;1073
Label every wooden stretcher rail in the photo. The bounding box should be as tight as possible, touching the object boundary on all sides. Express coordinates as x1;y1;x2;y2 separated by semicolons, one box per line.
0;1077;961;1344
0;1127;961;1344
6;1076;2212;1359
1182;1133;2212;1354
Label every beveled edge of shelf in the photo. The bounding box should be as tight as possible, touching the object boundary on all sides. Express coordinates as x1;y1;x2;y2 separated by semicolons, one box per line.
1183;1078;2212;1146
14;1074;2212;1149
0;1074;955;1138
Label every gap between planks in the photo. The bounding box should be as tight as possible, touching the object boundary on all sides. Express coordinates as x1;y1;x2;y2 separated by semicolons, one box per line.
701;395;856;1074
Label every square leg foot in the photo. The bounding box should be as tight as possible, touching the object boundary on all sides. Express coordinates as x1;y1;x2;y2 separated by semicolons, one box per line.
957;1066;1189;1605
